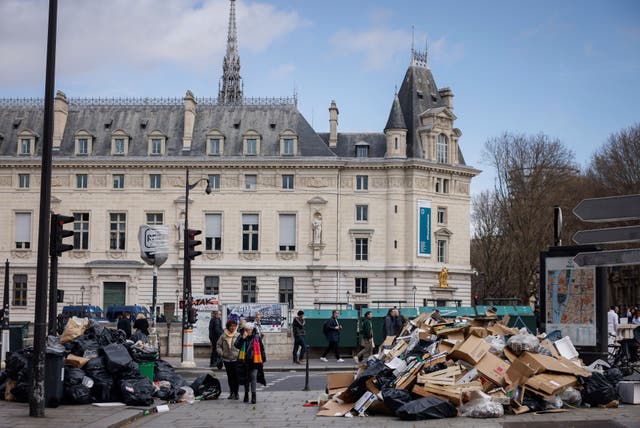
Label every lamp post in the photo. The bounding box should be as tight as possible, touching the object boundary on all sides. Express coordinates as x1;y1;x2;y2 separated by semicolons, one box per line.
412;285;417;308
80;286;85;316
174;289;180;321
181;167;211;367
346;290;350;307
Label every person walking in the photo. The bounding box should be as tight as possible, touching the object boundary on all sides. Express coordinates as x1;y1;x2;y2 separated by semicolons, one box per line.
321;310;343;362
216;319;240;400
354;311;374;364
235;322;266;404
292;310;306;364
608;305;619;351
384;308;402;337
254;312;263;336
209;310;224;368
133;313;150;336
117;311;132;339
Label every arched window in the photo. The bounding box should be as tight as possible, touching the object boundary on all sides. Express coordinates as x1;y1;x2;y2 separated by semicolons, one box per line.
436;134;448;163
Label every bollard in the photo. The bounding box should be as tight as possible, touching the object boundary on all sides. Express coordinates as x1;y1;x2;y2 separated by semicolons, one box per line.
303;345;310;391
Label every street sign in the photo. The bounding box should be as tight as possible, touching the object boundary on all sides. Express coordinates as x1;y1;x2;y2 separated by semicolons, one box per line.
572;225;640;245
573;248;640;267
138;225;169;267
573;194;640;222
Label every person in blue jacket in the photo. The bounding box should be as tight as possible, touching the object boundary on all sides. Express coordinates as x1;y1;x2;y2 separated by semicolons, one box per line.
320;310;344;362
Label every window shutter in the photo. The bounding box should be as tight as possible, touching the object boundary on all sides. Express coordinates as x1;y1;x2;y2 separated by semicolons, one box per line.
279;214;295;246
206;213;221;238
16;213;31;242
243;214;259;225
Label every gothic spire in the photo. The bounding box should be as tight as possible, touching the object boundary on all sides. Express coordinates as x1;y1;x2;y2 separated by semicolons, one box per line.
218;0;243;104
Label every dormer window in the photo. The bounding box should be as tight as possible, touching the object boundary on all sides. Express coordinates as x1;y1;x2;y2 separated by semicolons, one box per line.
111;130;130;156
243;130;261;156
74;130;93;156
147;130;166;155
279;129;298;156
436;134;448;163
206;129;225;156
16;129;37;156
20;138;31;155
356;143;369;158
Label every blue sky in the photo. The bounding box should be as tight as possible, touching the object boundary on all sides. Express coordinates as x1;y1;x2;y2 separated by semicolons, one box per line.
1;0;639;195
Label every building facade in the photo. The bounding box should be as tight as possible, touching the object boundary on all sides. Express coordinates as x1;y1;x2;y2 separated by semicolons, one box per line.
0;0;479;321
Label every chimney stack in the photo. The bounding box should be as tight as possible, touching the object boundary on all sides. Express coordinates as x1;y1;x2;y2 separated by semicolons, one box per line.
328;100;339;148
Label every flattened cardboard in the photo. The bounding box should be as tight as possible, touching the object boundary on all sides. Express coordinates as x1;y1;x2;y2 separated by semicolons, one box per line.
65;354;90;368
505;358;537;387
317;399;354;417
475;351;511;387
503;347;518;362
381;336;396;348
539;339;560;358
468;327;489;338
450;335;490;365
518;352;590;377
487;323;518;336
327;373;355;395
353;391;377;415
436;325;468;338
525;373;577;396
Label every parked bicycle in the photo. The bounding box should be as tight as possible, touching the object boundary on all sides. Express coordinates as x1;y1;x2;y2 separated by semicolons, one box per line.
607;327;640;376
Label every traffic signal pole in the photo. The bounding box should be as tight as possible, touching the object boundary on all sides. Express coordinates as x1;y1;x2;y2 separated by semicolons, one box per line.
48;214;74;336
182;168;195;367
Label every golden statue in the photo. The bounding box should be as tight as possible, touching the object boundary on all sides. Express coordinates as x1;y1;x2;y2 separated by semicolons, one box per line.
438;266;449;288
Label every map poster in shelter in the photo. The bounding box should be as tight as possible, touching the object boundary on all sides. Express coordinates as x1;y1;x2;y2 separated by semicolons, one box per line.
225;303;282;332
191;295;219;344
545;257;596;346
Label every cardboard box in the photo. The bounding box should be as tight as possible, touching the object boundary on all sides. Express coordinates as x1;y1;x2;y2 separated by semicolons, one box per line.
539;339;560;358
468;327;489;338
487;323;518;336
618;381;640;404
317;399;354;417
327;373;354;395
475;352;511;387
450;335;490;365
65;354;90;368
503;347;518;362
525;373;577;396
505;357;537;387
518;352;590;377
352;391;377;415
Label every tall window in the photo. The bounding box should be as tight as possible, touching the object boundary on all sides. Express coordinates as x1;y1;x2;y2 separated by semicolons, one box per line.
435;178;441;193
20;138;31;155
242;214;259;251
436;134;448;163
150;174;161;189
443;179;450;194
356;175;368;191
355;277;368;294
77;138;89;155
208;138;221;155
282;138;294;155
356;145;369;158
279;277;294;307
13;274;28;306
246;138;257;155
437;207;447;224
437;239;447;263
279;214;296;251
114;138;125;155
109;213;126;250
113;174;124;189
15;212;31;249
76;174;88;189
208;174;220;191
150;138;162;155
245;174;257;190
146;212;163;225
204;276;220;295
205;213;222;251
73;212;89;250
18;174;30;189
356;204;368;222
355;237;368;261
282;174;294;190
241;277;257;303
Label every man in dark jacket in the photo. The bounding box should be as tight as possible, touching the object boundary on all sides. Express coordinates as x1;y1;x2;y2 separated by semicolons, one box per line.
292;310;306;364
321;310;343;362
209;310;224;368
117;311;132;339
384;308;403;337
354;311;374;363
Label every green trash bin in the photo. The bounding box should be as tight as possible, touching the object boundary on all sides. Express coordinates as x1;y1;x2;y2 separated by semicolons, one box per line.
139;361;155;382
303;309;358;349
9;322;30;352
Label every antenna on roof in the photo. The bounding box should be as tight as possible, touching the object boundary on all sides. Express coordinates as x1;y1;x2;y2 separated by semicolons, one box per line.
411;26;415;63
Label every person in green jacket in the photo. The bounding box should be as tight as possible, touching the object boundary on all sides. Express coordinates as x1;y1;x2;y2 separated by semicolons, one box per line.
354;311;374;364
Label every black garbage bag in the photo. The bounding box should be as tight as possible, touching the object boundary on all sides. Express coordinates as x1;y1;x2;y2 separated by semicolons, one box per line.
395;397;457;420
154;359;186;387
83;356;115;402
120;376;155;406
605;368;624;386
154;382;184;402
102;343;133;374
10;382;30;402
46;335;67;356
190;373;221;400
63;367;93;405
581;371;618;406
405;339;434;358
6;348;32;382
130;343;158;363
382;387;413;414
373;372;396;390
522;394;546;411
423;362;447;374
66;335;100;357
131;330;150;344
348;359;393;398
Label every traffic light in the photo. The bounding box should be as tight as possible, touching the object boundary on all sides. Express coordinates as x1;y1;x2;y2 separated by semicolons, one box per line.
473;295;480;306
186;229;202;260
187;307;198;324
50;213;75;257
57;289;64;303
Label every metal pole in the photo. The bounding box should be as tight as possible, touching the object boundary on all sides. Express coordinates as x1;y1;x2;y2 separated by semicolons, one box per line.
181;168;195;367
30;0;57;417
48;253;58;336
151;265;158;353
1;260;10;369
553;205;562;247
303;345;310;391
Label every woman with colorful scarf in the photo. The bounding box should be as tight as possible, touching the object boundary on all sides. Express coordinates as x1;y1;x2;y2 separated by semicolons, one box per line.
216;319;240;399
234;322;267;404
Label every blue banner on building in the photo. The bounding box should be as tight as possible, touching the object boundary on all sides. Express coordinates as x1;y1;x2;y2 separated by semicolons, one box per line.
418;200;431;257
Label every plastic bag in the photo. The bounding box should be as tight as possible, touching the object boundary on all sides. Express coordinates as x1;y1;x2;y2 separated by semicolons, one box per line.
604;368;623;387
485;335;507;355
60;316;89;344
544;395;563;410
179;386;195;403
460;391;504;418
381;387;413;414
395;397;457;420
64;367;93;405
120;376;155;406
66;335;100;357
190;373;221;400
46;335;66;356
581;371;618;406
506;333;539;355
559;387;581;406
6;348;32;382
154;359;186;387
347;359;393;399
102;343;134;374
83;356;115;402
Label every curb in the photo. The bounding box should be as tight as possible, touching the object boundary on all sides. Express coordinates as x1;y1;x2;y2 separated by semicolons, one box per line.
174;366;356;374
107;403;185;428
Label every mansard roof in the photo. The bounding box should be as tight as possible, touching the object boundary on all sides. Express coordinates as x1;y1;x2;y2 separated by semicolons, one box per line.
318;132;387;158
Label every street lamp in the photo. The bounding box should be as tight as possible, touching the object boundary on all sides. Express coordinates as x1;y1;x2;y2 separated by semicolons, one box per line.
182;167;211;367
80;286;85;316
346;290;350;307
412;285;417;308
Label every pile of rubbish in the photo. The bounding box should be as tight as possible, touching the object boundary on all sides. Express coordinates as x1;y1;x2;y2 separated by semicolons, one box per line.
0;317;221;406
318;310;624;420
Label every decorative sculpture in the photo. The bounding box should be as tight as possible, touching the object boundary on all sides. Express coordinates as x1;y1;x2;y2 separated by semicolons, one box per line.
438;266;449;288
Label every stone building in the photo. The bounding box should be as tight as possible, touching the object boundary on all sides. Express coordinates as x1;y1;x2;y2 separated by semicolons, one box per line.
0;0;479;322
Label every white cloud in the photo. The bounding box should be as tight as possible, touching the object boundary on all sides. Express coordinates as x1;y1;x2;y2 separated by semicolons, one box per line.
268;63;296;80
0;0;305;87
330;28;412;70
